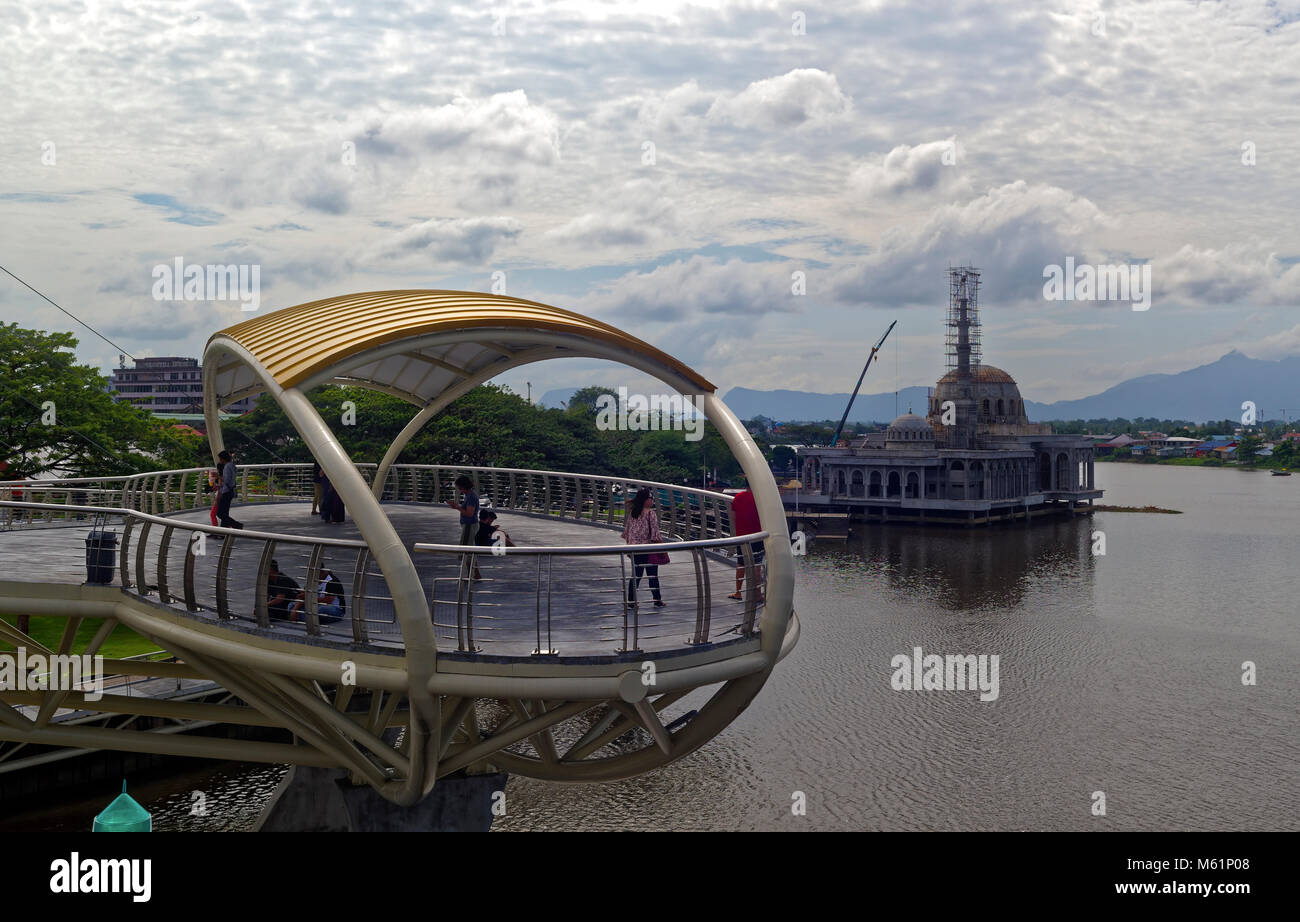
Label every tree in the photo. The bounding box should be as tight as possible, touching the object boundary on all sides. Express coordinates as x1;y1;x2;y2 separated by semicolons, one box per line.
1236;434;1261;466
0;323;204;479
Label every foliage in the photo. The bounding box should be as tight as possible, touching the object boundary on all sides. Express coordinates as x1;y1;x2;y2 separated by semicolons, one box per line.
0;323;206;479
225;382;763;486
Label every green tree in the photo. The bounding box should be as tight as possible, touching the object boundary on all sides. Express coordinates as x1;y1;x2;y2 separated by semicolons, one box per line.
1236;434;1261;466
0;323;204;479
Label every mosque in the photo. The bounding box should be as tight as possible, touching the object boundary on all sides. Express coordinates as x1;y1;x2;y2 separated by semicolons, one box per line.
793;268;1101;525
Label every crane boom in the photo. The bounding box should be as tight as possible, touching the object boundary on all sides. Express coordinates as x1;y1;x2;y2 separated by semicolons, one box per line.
830;319;897;446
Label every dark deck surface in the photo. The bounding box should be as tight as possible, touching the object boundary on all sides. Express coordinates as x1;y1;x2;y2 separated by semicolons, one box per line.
0;502;759;659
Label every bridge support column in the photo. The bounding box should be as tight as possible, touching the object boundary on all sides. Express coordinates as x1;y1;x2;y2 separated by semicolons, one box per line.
256;766;508;832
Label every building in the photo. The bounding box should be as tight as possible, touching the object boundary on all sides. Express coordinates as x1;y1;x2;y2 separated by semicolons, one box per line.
791;267;1102;525
109;355;256;415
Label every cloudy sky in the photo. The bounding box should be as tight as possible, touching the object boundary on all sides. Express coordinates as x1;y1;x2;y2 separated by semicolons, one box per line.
3;0;1299;407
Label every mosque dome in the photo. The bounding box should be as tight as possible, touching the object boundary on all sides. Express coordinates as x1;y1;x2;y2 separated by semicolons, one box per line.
885;411;935;447
930;364;1029;424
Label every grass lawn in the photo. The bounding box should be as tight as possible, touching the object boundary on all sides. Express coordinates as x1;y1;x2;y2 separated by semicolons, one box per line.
1;614;161;659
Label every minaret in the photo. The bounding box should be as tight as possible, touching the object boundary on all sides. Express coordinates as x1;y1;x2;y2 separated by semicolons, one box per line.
946;266;981;378
945;267;981;448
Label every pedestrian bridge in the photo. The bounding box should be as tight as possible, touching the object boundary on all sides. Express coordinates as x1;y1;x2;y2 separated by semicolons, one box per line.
0;291;797;806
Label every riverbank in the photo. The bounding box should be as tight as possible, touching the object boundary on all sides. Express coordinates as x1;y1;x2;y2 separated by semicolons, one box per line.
1098;456;1294;472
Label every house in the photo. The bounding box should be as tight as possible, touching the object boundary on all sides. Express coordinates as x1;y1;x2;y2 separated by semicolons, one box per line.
1195;437;1236;458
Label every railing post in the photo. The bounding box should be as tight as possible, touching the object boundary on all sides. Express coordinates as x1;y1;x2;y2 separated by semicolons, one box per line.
215;531;235;619
134;521;152;595
156;525;174;603
690;548;711;645
618;551;631;653
350;548;370;644
741;543;759;636
304;543;324;636
183;531;200;612
254;540;276;628
119;518;134;589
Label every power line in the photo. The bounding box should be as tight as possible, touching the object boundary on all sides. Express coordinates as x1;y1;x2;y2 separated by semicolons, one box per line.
0;263;136;360
1;264;288;464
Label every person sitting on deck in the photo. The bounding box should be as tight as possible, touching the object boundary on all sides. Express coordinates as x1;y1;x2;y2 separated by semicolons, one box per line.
266;560;300;622
289;567;346;624
473;509;516;550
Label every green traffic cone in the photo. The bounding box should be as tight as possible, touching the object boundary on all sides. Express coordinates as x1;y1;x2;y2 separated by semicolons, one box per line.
93;781;151;832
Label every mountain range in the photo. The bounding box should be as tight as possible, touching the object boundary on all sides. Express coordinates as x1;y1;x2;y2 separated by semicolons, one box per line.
540;352;1300;424
721;352;1300;424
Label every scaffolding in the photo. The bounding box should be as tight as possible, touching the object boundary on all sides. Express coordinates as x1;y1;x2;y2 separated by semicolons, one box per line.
945;266;982;375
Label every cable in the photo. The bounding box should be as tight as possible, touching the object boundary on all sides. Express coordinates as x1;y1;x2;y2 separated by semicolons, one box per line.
0;263;136;360
1;264;290;465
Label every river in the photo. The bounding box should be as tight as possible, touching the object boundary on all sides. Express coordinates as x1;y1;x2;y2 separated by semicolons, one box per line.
7;463;1297;830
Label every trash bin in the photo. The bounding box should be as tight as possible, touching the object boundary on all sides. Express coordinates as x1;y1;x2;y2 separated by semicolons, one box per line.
85;529;117;584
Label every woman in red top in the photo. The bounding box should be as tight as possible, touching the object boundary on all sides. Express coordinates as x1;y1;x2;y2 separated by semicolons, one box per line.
621;487;664;606
728;489;765;600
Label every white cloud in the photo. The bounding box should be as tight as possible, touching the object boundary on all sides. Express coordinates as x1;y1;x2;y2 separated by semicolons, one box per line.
365;217;523;264
707;69;851;130
1152;244;1300;307
849;138;967;199
574;256;801;325
831;181;1111;306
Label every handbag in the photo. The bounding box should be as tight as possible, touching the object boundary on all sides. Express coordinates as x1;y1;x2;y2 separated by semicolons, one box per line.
647;551;670;566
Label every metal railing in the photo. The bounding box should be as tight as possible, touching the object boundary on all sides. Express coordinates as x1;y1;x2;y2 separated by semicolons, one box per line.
0;464;756;659
413;533;767;657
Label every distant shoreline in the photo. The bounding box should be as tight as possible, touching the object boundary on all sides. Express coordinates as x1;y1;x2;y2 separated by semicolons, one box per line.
1096;456;1293;472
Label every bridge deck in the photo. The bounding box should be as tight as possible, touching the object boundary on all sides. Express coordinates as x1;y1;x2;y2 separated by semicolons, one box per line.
0;503;757;660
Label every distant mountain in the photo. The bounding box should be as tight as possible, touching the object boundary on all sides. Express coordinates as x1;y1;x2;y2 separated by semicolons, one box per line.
720;352;1300;424
538;387;580;409
1024;351;1300;422
722;385;933;425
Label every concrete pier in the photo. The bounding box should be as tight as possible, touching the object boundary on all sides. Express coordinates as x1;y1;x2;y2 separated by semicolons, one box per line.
256;766;508;832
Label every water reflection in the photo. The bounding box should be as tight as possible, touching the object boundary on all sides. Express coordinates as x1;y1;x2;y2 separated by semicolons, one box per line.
811;516;1096;611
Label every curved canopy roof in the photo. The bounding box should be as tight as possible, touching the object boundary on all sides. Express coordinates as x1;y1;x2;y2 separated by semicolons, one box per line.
204;290;715;409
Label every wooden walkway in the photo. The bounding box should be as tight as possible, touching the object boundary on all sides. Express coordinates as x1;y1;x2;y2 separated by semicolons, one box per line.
0;503;756;659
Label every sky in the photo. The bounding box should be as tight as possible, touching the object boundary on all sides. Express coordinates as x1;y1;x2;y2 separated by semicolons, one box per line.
3;0;1299;407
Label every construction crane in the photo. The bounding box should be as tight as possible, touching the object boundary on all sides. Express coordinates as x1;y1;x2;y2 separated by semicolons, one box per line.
830;319;897;446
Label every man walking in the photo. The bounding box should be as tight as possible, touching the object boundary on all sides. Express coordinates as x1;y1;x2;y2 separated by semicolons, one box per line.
216;449;244;530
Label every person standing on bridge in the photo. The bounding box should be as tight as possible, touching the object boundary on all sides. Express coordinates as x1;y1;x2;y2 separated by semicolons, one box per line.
727;488;765;602
215;450;244;530
447;474;482;580
622;487;665;607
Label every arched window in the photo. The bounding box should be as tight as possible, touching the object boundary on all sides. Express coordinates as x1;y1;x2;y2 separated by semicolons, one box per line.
997;399;1004;417
851;470;864;497
1039;452;1052;490
887;471;901;497
836;470;846;495
1055;453;1070;491
905;471;919;498
869;470;882;497
982;399;990;417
